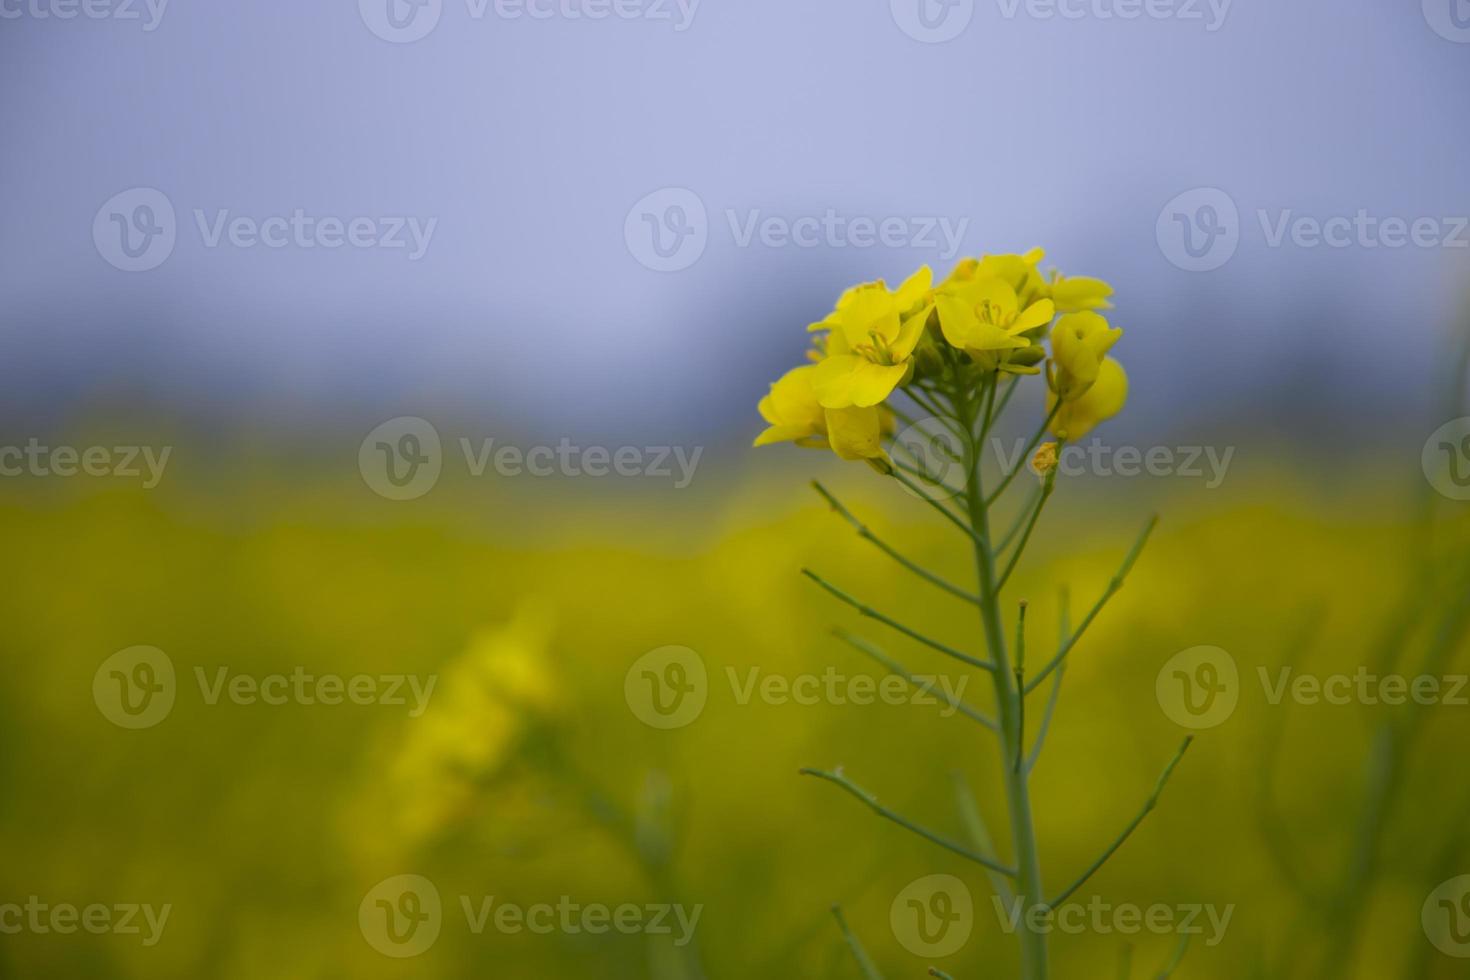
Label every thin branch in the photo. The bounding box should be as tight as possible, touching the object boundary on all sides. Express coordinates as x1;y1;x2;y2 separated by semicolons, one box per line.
800;767;1018;877
830;905;885;980
1025;587;1071;772
1025;663;1066;775
891;456;967;504
929;970;956;980
835;629;997;731
812;482;980;606
984;401;1062;507
992;374;1022;423
888;470;985;546
978;373;1000;445
950;771;1014;903
995;482;1043;554
997;472;1056;592
1117;943;1134;980
803;570;997;673
1155;932;1191;978
1025;516;1158;695
1046;737;1194;908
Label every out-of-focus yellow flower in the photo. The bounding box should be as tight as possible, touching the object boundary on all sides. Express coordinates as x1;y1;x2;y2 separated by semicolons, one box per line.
1045;273;1114;313
754;365;889;464
755;366;827;449
367;600;559;853
807;268;933;408
1048;356;1128;440
825;405;888;463
1050;311;1123;399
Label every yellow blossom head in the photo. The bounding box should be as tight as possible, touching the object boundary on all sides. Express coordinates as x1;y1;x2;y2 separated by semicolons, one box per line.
808;267;933;408
754;364;889;464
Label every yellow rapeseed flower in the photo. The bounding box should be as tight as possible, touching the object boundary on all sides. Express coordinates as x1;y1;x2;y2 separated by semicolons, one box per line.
1050;311;1123;399
807;268;933;408
1048;355;1128;440
931;274;1055;369
754;365;889;463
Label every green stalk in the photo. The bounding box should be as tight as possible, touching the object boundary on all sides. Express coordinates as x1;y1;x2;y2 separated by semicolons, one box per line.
960;381;1049;980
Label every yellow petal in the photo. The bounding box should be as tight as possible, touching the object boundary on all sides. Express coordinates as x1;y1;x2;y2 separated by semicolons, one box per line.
895;266;934;310
892;304;933;360
754;423;819;447
1050;276;1114;313
934;293;980;349
846;360;909;407
1011;298;1056;336
825;406;887;461
811;354;863;408
1049;357;1128;440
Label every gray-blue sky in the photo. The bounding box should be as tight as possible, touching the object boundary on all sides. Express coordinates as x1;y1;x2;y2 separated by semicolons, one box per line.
2;0;1468;446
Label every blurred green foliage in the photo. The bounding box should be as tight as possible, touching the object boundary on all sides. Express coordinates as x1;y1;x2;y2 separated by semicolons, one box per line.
0;451;1466;979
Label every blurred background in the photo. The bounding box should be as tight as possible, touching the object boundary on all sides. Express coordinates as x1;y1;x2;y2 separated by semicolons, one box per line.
3;0;1470;976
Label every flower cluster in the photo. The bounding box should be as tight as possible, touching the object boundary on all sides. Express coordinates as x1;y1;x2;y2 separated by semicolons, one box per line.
755;249;1127;463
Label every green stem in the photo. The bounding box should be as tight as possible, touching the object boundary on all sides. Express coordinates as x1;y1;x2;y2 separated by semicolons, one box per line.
959;384;1049;980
